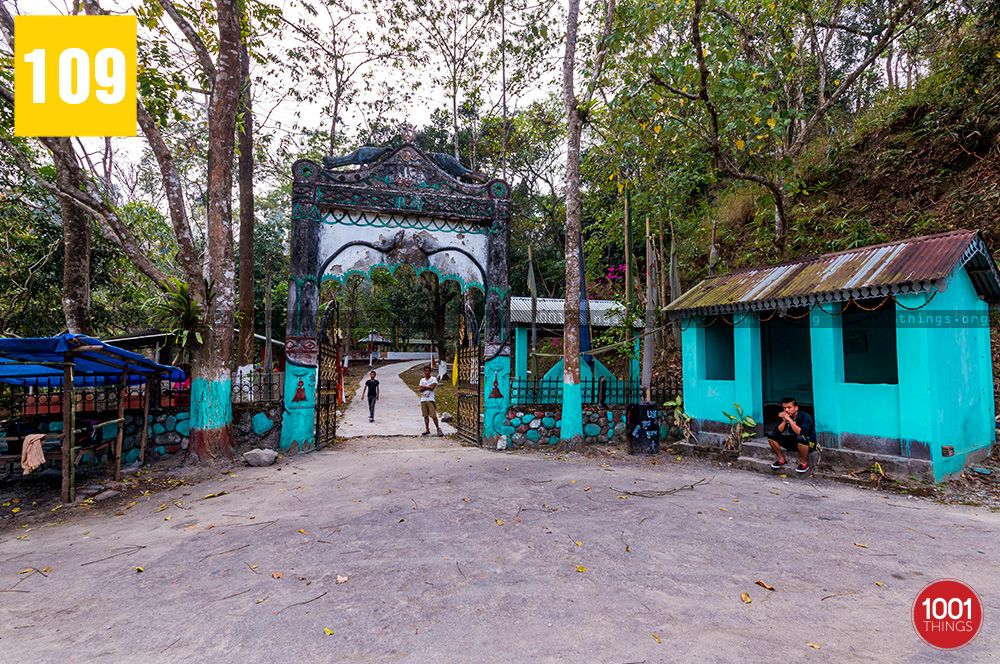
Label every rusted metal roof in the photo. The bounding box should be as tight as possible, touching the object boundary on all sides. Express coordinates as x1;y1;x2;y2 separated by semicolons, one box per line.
665;229;1000;316
510;297;643;328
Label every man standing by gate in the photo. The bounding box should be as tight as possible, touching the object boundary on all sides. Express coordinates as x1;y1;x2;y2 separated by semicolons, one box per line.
419;365;444;436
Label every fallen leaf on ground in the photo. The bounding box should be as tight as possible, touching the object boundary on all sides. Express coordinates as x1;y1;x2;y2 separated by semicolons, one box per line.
135;567;144;573
652;632;662;644
18;568;33;574
617;495;629;500
719;507;729;512
41;566;52;573
574;540;583;547
203;491;228;500
50;505;62;512
11;507;21;514
570;480;577;484
576;565;587;573
740;592;752;604
495;518;504;526
255;597;267;604
854;542;868;549
297;529;307;535
164;516;172;521
583;487;591;492
336;575;348;584
323;627;335;636
806;643;821;649
755;580;775;591
272;571;283;579
155;504;168;512
875;581;884;587
16;535;29;541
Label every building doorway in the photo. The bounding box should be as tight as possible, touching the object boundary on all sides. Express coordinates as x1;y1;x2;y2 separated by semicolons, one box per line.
760;310;814;422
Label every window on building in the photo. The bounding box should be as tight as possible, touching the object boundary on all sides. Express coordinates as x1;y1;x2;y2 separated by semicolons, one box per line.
704;315;736;380
842;300;898;384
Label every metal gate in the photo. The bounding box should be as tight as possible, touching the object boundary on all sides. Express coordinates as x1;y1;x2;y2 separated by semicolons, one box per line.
455;344;482;444
316;300;340;446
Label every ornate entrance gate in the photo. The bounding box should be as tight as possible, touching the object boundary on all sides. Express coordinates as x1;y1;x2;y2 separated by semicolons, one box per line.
315;301;340;446
455;340;483;443
281;126;512;452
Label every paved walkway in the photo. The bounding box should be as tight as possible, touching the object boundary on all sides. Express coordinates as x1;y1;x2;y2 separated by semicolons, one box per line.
337;359;456;438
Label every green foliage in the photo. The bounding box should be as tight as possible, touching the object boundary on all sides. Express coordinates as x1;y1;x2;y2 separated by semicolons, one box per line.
722;402;757;451
147;279;205;362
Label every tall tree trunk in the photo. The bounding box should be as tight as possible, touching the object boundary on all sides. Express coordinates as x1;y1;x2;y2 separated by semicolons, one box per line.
561;0;584;443
190;0;243;459
54;140;93;335
236;36;256;374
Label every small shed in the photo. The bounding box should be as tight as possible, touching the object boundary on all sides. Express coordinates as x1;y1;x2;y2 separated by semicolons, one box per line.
509;296;643;384
665;230;1000;481
0;334;182;501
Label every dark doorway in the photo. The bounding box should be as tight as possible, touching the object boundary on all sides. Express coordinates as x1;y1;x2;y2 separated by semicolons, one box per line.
760;310;814;421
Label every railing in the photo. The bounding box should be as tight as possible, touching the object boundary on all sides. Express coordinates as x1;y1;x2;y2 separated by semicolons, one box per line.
231;371;284;405
2;371;286;419
509;376;681;407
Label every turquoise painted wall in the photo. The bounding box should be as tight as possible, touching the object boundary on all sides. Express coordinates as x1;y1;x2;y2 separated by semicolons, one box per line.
900;267;994;479
483;355;512;439
682;316;758;425
514;327;529;380
280;363;317;452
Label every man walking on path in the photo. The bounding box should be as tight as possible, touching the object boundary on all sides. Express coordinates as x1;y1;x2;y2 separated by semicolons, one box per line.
362;370;379;422
419;365;444;436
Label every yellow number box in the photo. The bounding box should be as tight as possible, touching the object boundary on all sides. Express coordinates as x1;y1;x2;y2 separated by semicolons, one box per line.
14;15;137;137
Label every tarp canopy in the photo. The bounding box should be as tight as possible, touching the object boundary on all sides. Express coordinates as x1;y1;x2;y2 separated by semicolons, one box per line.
0;334;185;387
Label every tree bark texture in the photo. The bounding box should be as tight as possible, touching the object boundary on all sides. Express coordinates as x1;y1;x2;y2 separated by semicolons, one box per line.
54;139;93;335
236;37;256;372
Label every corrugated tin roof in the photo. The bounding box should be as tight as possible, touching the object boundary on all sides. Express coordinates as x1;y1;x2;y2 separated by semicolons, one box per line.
510;297;644;328
665;229;1000;316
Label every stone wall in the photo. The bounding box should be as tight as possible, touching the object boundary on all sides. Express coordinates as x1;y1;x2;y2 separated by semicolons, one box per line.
36;402;283;466
501;406;670;448
232;404;283;450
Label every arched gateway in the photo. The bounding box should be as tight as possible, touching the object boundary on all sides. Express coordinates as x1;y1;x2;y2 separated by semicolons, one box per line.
281;129;512;451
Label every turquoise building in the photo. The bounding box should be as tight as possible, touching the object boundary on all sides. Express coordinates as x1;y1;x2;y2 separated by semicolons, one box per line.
665;230;1000;482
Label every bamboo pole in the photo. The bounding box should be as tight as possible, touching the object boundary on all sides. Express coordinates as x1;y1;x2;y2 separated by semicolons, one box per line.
61;357;75;503
139;377;151;464
113;369;126;481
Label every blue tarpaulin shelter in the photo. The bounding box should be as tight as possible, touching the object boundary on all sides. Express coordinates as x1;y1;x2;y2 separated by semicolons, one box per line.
0;334;184;502
0;333;184;386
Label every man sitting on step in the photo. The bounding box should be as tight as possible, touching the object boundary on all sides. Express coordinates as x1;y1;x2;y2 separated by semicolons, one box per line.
767;397;817;474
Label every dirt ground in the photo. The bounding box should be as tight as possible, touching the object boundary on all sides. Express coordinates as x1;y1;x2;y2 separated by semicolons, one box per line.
1;435;998;663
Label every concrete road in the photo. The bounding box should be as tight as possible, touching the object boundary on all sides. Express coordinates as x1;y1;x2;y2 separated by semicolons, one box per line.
1;438;997;663
338;360;456;438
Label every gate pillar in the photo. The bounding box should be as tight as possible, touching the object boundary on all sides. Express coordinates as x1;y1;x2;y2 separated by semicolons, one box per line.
482;201;512;443
280;161;322;452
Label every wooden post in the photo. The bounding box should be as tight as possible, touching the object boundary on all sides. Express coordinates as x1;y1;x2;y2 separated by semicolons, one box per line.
61;357;75;503
139;377;151;465
114;369;126;481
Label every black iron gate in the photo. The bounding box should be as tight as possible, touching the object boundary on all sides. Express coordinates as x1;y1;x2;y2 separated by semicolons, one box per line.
316;300;340;446
455;344;482;444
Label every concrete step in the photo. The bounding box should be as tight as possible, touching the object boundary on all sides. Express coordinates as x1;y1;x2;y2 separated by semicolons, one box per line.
738;437;932;481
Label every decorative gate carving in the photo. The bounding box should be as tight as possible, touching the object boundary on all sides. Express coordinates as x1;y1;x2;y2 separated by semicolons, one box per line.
315;301;340;447
281;125;511;452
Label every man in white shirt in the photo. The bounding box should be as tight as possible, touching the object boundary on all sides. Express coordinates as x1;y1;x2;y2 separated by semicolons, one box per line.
418;365;444;436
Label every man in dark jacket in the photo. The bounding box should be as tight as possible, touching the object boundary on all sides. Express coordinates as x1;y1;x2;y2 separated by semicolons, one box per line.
767;396;817;473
